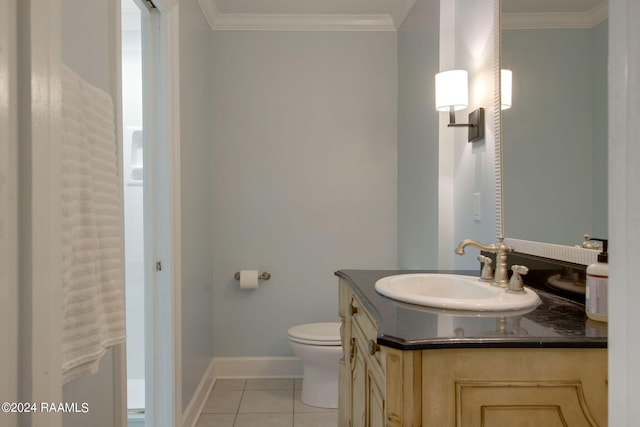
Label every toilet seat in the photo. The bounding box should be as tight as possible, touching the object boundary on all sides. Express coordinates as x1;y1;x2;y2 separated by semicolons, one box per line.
287;322;341;346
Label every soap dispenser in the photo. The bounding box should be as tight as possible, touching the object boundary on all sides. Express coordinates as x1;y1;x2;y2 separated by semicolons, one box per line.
586;238;608;322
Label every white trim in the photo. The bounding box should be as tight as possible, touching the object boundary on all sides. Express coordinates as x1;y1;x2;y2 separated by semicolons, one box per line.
167;7;183;426
155;0;179;12
390;0;416;29
503;238;599;266
22;0;64;425
181;359;215;427
437;0;456;270
141;4;182;427
196;0;397;31
502;1;608;30
111;1;128;425
609;0;640;423
196;0;218;30
140;6;160;426
0;0;19;421
494;0;503;240
211;13;395;32
212;357;303;379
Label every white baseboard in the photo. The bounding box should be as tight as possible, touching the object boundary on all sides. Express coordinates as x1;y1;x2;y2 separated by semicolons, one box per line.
212;356;303;379
182;358;215;427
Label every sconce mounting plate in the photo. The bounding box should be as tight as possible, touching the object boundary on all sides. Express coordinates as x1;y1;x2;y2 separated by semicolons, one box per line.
467;108;484;143
446;107;485;143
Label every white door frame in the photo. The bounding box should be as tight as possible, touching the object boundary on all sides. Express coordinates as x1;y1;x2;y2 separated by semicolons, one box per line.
0;0;19;424
17;0;64;426
132;1;183;425
11;0;181;425
609;0;640;424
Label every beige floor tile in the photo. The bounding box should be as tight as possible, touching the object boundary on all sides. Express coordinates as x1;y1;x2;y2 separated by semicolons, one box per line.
213;379;246;391
293;390;337;413
195;413;236;427
198;377;338;427
234;413;293;427
293;412;338;427
245;378;294;391
238;389;294;413
202;390;243;413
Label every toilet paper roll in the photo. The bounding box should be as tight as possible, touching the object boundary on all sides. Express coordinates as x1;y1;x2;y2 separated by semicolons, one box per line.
239;270;259;289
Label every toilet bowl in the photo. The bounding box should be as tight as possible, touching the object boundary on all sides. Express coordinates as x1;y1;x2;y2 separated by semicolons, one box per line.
288;322;342;409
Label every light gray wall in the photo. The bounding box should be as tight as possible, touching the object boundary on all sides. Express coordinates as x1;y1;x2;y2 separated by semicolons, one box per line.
179;0;214;411
397;0;441;269
451;0;497;269
502;24;607;245
211;30;398;357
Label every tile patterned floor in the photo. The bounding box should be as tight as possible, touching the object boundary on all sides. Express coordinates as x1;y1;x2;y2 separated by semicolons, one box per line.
195;378;338;427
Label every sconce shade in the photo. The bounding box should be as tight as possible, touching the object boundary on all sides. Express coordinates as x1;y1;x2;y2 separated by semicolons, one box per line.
501;69;512;110
435;70;469;112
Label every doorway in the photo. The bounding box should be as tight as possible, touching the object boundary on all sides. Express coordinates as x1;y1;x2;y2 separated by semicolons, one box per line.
121;1;180;425
121;0;146;424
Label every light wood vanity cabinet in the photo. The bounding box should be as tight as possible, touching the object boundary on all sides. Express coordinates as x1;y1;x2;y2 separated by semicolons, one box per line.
338;278;608;427
341;285;387;427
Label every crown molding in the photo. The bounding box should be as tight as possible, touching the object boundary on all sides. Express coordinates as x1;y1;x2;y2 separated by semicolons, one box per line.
502;1;608;30
197;0;399;31
154;0;180;12
391;0;416;29
197;0;218;29
210;13;396;32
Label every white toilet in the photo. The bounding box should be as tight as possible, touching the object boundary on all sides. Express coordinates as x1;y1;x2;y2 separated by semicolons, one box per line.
287;322;342;408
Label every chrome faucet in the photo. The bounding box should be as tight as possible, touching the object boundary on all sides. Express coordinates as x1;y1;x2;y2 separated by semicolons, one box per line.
455;236;514;288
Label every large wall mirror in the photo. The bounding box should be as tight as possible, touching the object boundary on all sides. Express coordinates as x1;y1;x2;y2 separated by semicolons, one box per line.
499;0;608;258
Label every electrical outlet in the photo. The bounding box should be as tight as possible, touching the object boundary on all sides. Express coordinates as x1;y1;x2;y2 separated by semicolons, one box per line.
473;193;481;221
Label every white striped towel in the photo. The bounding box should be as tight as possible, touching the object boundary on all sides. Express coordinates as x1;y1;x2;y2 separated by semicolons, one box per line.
60;64;126;383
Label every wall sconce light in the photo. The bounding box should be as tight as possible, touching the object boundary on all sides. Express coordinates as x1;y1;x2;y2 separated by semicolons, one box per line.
435;69;485;143
501;69;512;110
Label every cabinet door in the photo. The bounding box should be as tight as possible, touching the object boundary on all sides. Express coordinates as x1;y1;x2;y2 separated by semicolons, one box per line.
367;368;385;427
421;348;607;426
338;281;352;427
457;380;600;426
351;335;367;427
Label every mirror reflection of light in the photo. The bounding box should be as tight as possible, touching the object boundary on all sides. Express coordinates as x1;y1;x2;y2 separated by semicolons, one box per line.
470;72;488;108
501;69;512;110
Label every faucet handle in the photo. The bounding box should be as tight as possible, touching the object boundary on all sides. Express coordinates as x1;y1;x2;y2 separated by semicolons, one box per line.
508;265;529;293
477;255;494;282
512;265;528;275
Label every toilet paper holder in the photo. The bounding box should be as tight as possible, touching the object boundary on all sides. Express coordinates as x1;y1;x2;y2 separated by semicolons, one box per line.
234;271;272;281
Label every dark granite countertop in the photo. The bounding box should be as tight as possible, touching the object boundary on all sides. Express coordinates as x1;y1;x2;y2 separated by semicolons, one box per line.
335;269;608;351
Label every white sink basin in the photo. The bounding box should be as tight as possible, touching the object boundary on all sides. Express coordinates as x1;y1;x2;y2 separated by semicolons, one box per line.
375;274;540;311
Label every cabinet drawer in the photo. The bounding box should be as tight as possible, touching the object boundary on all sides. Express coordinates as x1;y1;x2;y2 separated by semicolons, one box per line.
350;296;385;374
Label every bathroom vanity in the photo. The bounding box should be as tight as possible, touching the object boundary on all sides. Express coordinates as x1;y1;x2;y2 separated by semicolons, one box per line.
336;269;607;427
